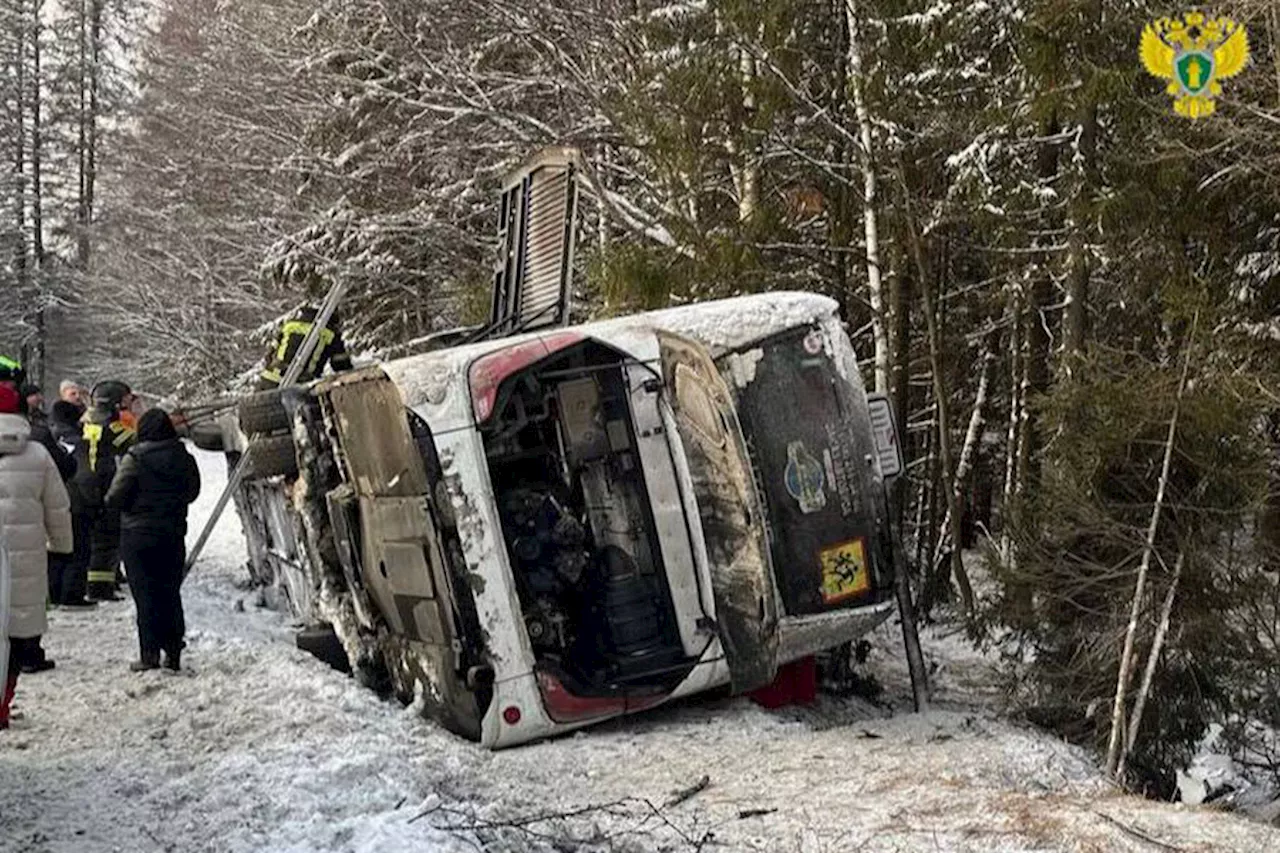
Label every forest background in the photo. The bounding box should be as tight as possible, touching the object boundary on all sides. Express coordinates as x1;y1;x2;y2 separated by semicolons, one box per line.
1;0;1278;801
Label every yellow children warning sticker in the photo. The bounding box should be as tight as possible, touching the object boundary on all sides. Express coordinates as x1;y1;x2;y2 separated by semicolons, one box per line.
820;538;870;604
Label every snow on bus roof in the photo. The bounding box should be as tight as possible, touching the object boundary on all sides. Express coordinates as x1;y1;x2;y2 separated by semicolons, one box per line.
643;291;838;350
380;291;838;412
389;291;836;373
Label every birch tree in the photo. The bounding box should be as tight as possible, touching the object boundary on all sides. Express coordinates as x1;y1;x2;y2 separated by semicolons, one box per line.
1104;315;1196;779
843;0;886;393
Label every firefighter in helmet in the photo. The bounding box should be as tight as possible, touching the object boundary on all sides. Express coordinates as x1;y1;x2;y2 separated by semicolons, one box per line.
75;380;137;601
256;304;353;391
0;354;22;385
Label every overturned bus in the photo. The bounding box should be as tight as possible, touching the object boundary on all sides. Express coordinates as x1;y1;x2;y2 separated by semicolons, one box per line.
191;150;906;747
206;291;905;748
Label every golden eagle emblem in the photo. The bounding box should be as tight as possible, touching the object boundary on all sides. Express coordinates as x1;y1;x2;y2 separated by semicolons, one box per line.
1140;12;1249;119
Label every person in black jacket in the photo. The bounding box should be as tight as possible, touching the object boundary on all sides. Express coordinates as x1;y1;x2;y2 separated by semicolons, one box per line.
77;380;137;601
25;384;77;484
105;408;200;672
48;401;96;610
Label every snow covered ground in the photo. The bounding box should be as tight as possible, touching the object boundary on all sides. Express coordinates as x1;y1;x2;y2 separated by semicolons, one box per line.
3;449;1279;852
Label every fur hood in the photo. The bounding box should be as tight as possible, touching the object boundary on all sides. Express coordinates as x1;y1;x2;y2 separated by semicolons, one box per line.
0;413;31;456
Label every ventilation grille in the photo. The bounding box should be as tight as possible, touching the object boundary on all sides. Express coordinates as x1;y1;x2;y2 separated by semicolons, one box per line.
490;148;581;336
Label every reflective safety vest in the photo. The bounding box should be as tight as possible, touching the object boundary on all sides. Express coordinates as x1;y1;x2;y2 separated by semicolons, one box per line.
259;317;352;385
74;418;135;506
83;420;135;471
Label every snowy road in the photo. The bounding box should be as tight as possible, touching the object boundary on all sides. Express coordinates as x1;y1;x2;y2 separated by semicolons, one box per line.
2;449;1278;852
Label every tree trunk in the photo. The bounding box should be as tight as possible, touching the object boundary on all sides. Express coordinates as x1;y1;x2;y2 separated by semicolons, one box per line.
1020;111;1061;489
845;0;889;393
1105;314;1197;780
1063;227;1088;361
720;9;759;226
87;0;101;238
932;335;993;569
1119;548;1186;780
890;241;911;528
75;0;102;270
592;146;606;253
31;0;45;388
733;41;759;222
1021;283;1052;483
900;164;975;619
828;0;852;312
889;503;930;712
76;0;88;267
1006;110;1062;617
1063;1;1101;362
1000;287;1024;567
914;390;933;576
1271;3;1280;106
13;0;28;309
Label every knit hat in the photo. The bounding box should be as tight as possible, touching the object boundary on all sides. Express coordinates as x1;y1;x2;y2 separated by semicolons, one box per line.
0;384;20;414
137;408;178;442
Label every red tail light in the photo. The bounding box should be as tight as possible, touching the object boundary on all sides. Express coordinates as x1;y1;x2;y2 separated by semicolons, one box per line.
535;670;668;724
468;332;583;423
535;671;626;723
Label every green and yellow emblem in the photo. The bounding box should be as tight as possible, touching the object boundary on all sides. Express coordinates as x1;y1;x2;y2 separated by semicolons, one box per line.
1140;12;1249;119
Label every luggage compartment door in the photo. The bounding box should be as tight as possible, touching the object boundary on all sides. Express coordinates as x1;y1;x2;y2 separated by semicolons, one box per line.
326;371;455;650
658;331;778;692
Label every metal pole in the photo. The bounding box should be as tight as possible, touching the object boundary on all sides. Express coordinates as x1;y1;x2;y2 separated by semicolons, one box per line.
885;490;930;712
184;280;350;577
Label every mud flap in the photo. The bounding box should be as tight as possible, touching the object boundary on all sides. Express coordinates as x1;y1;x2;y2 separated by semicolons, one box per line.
659;331;779;692
296;624;352;674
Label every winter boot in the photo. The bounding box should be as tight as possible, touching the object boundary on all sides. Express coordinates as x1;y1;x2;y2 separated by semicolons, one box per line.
162;647;181;672
59;598;99;611
130;651;161;673
17;641;54;674
88;585;123;603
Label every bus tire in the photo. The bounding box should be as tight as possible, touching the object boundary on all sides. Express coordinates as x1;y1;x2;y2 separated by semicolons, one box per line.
188;421;226;452
244;435;299;480
238;389;291;436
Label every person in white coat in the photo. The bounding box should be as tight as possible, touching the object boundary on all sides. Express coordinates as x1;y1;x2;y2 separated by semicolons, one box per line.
0;384;73;729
